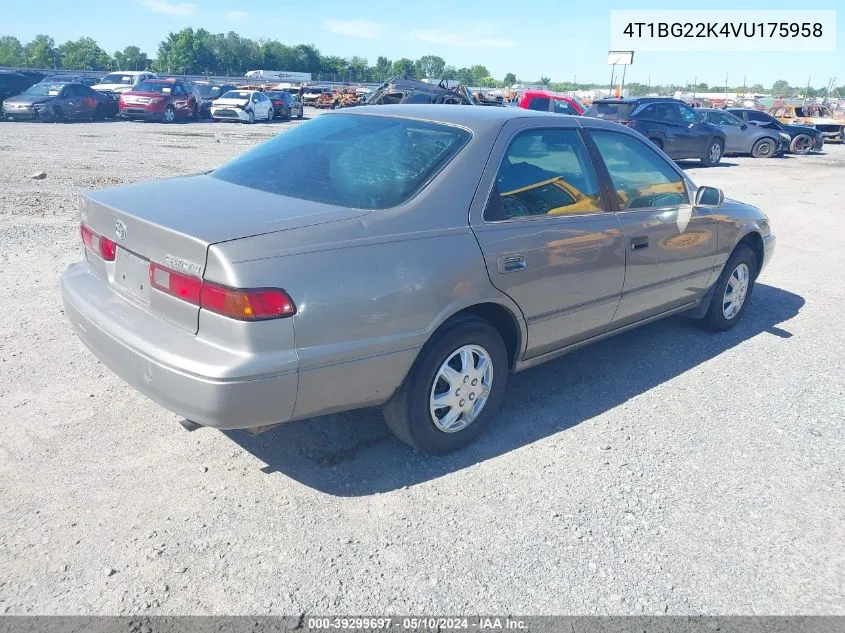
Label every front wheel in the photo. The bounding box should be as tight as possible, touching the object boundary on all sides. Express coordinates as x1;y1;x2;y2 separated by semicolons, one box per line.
162;106;175;123
701;139;723;166
699;244;757;331
266;107;274;121
383;315;508;454
751;137;776;158
245;109;255;124
790;134;812;154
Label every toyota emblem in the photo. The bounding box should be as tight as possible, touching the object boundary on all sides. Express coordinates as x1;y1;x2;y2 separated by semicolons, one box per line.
115;220;127;241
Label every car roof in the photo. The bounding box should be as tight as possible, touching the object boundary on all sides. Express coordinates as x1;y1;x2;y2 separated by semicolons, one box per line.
330;104;630;133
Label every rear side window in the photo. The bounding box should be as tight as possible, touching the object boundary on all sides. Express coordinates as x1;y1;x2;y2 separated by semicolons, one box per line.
527;97;550;111
584;101;634;120
212;114;471;210
486;129;602;221
591;131;688;210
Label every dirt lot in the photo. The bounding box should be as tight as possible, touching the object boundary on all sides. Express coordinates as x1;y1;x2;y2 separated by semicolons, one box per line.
0;115;843;616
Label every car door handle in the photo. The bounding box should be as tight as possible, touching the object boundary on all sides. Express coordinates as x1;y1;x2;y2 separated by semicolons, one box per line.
630;237;649;250
498;255;527;273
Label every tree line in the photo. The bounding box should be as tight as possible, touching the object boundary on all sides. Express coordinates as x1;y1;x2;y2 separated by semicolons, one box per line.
1;31;843;97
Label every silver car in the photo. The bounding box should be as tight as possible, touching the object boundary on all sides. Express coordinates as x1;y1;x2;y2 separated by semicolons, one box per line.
698;108;791;158
60;105;775;454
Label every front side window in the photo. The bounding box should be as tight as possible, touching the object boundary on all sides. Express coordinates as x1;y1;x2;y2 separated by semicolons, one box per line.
591;130;688;211
678;104;699;123
485;129;602;221
212;114;471;210
552;99;576;115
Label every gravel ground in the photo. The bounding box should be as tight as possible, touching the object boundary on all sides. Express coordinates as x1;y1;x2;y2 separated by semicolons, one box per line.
0;115;843;616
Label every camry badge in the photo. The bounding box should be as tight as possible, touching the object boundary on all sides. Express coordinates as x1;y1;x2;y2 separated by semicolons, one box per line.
115;220;127;241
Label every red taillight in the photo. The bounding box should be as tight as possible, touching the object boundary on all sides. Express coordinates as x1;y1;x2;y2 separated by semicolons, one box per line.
80;223;117;261
149;263;202;304
148;263;296;321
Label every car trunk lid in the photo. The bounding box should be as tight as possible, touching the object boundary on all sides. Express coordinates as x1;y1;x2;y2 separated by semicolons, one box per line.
80;174;368;333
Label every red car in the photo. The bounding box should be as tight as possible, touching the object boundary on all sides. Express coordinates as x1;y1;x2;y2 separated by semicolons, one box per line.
118;79;198;123
518;89;585;115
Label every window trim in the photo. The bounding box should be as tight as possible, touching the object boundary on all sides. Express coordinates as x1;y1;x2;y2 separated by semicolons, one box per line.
481;126;613;224
582;128;694;213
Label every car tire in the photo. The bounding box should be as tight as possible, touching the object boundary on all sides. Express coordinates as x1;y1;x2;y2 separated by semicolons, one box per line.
790;134;812;155
751;137;777;158
162;106;175;123
297;109;304;119
245;109;255;124
701;138;724;166
92;104;106;121
700;244;757;332
266;107;274;121
383;315;509;454
52;106;65;122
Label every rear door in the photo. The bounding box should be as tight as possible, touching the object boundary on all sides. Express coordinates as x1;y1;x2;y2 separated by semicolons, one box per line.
588;129;718;326
635;102;693;157
171;83;189;115
469;119;625;358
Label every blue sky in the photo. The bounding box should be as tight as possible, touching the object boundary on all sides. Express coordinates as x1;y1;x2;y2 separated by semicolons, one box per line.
3;0;842;87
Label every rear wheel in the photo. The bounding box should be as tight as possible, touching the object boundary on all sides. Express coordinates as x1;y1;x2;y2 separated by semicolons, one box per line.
297;108;304;119
699;244;757;331
52;106;65;122
701;139;723;166
790;134;812;154
383;315;508;454
162;106;176;123
266;107;274;121
92;104;106;121
750;137;776;158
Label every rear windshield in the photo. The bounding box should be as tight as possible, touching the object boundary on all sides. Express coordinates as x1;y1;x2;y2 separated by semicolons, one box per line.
211;114;471;209
135;81;172;94
584;101;635;119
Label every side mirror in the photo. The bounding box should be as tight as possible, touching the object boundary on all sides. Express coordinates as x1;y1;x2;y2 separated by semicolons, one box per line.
741;124;748;130
695;186;724;207
747;120;761;126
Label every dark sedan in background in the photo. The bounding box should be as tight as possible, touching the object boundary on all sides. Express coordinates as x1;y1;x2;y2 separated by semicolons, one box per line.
697;108;790;158
584;98;727;166
265;90;304;119
194;82;238;118
0;70;44;106
726;108;824;154
2;81;113;121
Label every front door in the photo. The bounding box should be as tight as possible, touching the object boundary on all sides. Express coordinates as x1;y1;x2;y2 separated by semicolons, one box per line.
470;122;625;358
588;129;718;326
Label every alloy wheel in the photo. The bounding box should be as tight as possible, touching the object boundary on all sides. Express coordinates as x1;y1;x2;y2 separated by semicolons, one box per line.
709;142;722;163
722;263;750;320
429;344;493;433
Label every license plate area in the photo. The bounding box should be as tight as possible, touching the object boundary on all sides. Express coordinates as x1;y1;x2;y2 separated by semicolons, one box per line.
114;248;151;303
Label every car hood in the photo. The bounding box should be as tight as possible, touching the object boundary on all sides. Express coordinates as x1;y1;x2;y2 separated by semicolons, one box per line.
3;95;54;106
121;91;168;99
785;123;822;136
212;98;249;106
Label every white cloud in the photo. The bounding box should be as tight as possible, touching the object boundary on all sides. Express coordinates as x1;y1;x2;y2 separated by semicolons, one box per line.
140;0;198;17
409;26;515;49
323;19;387;40
224;10;250;22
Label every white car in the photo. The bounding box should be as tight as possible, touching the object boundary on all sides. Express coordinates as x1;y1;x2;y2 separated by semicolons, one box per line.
210;90;274;123
93;71;159;94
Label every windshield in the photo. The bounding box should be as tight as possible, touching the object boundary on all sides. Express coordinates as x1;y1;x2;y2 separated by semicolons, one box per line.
584;101;635;120
212;114;471;210
220;90;251;100
100;74;136;85
194;84;214;97
24;83;65;96
134;81;173;94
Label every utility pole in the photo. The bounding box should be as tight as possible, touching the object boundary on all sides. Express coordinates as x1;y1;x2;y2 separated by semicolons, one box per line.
725;72;729;99
692;75;697;100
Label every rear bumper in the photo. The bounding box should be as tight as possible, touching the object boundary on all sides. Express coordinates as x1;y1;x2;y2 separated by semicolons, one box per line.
60;262;298;429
